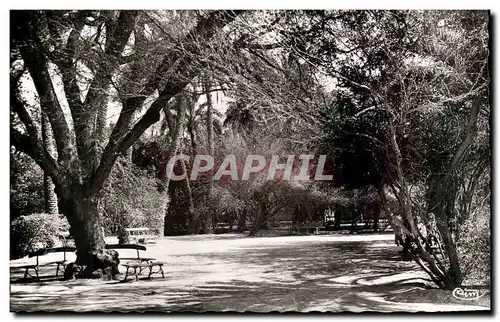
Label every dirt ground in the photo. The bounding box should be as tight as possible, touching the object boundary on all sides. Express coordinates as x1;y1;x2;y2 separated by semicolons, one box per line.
10;233;490;313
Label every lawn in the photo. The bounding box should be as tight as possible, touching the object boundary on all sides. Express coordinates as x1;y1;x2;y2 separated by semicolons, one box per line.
10;233;490;312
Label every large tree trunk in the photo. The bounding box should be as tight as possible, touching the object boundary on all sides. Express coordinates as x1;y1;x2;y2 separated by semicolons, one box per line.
59;191;119;279
41;113;58;214
12;10;242;280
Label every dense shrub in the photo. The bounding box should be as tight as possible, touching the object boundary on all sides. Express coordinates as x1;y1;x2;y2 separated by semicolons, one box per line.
10;150;44;221
457;206;491;287
10;213;69;259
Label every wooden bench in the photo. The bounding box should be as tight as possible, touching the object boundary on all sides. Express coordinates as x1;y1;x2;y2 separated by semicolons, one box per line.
105;244;165;281
121;260;165;281
291;223;321;235
11;246;76;280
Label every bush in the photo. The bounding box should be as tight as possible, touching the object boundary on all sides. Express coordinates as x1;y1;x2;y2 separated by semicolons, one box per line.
10;213;69;259
457;207;491;287
10;150;44;220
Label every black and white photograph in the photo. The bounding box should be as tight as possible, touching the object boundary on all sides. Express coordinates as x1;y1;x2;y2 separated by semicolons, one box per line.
8;7;491;313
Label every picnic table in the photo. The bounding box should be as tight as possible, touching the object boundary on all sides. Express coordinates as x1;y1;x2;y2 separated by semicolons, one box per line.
125;227;158;245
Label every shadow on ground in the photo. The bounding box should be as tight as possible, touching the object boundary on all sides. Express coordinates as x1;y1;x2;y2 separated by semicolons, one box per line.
10;236;490;312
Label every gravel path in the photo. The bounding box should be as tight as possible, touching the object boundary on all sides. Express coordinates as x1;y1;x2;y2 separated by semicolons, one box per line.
10;234;490;312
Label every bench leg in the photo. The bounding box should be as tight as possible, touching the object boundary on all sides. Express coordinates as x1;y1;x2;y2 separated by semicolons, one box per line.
147;266;153;278
134;267;139;281
56;263;62;277
34;267;39;280
59;263;67;277
123;266;130;281
160;265;164;278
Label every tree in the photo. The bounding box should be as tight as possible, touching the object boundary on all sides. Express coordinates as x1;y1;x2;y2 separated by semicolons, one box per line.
377;11;490;288
41;113;58;214
203;75;215;233
10;10;242;275
318;10;489;288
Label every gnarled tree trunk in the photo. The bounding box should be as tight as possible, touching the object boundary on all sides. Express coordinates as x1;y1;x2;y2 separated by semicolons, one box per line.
11;10;242;278
58;186;119;279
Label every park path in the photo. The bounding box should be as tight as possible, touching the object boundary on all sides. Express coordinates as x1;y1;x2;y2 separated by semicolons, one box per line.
10;234;490;312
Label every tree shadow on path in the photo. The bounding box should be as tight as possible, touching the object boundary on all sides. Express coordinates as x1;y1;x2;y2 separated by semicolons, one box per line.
10;237;489;312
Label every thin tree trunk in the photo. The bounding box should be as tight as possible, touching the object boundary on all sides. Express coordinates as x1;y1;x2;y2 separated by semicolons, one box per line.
237;210;246;232
42;113;58;214
43;175;58;214
187;122;197;156
164;98;186;194
182;159;196;234
388;121;450;286
163;97;197;235
429;100;481;287
204;76;215;234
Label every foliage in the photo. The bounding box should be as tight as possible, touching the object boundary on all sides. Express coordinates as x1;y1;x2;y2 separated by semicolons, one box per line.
10;150;44;220
100;160;164;236
10;213;69;259
10;10;242;265
10;10;490;288
316;10;489;288
457;206;490;286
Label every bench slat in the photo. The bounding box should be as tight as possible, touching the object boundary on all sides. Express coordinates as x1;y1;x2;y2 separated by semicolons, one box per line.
122;261;164;268
105;244;147;251
10;264;37;269
29;246;76;257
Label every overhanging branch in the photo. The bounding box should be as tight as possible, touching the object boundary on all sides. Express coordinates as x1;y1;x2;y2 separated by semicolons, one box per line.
11;128;61;188
87;10;244;196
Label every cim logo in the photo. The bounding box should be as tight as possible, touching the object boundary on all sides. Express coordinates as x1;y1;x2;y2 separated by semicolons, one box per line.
452;287;488;301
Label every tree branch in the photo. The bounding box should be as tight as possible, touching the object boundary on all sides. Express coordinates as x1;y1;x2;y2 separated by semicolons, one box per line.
76;11;138;169
20;44;77;166
11;128;61;188
11;75;40;142
87;10;243;196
